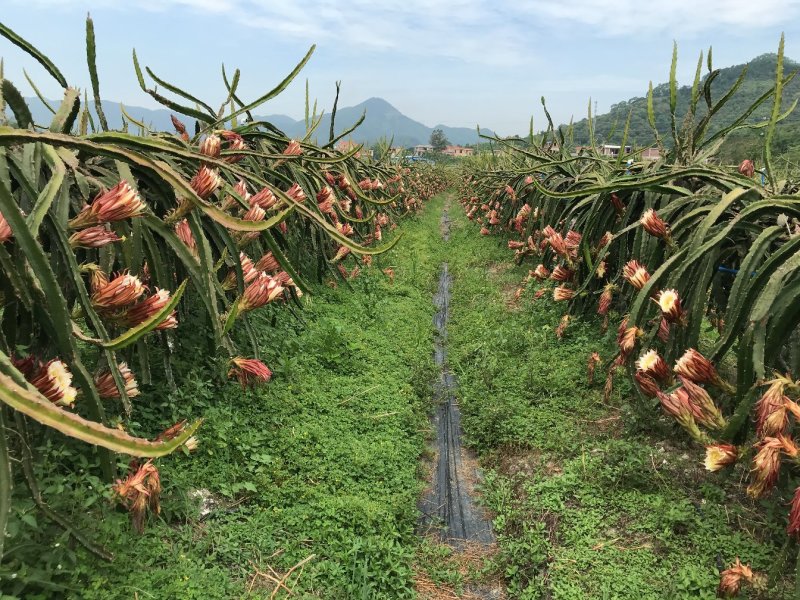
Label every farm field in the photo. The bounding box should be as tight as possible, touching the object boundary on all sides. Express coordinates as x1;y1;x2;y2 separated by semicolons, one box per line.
3;14;800;600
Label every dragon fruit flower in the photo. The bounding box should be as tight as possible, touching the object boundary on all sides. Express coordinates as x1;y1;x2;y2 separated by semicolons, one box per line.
175;219;199;259
738;159;755;178
755;376;791;437
199;134;221;159
717;559;754;598
747;437;784;498
220;131;246;163
113;460;160;533
119;288;178;330
283;139;302;156
678;376;726;429
597;284;614;316
550;265;573;282
636;349;670;381
250;187;278;210
286;183;306;203
0;211;11;244
69;181;146;228
674;348;734;393
69;225;121;249
29;359;78;407
229;356;272;387
634;371;661;398
622;260;650;290
640;208;671;240
553;285;574;302
704;443;738;472
91;272;146;311
221;253;260;291
255;252;281;273
533;264;550;280
190;166;221;200
239;273;284;312
94;362;140;399
654;289;684;323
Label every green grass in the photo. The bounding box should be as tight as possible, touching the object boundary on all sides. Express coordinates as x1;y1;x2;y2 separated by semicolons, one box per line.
4;198;448;599
441;199;794;599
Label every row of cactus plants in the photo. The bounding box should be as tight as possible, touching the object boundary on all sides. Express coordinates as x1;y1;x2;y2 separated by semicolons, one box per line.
0;18;445;562
460;38;800;597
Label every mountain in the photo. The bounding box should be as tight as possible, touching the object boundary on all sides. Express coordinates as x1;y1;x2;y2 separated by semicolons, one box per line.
12;96;492;147
558;53;800;160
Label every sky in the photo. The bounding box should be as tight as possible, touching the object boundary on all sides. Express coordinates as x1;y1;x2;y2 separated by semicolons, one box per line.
2;0;800;136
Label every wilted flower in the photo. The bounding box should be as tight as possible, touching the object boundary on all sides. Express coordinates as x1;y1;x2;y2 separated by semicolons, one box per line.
636;349;670;381
286;183;306;203
787;487;800;537
69;225;121;249
634;371;661;398
657;317;670;343
533;264;551;280
508;240;526;250
704;444;738;472
548;232;570;259
199;134;221;158
596;260;607;279
94;362;140;399
640;208;671;240
317;186;336;216
597;231;613;249
674;348;732;393
679;376;725;429
755;376;790;437
587;352;602;384
747;437;784;498
255;252;281;273
228;356;272;387
480;227;490;236
738;159;755;178
91;272;146;311
718;559;754;598
221;253;260;291
190;166;221;199
597;284;614;316
622;260;650;290
0;211;11;244
175;219;199;259
283;139;302;156
239;272;284;312
657;389;707;441
610;192;625;214
550;265;573;282
555;314;570;338
114;460;161;533
171;115;189;141
383;267;395;283
117;288;178;330
553;285;574;302
617;322;642;356
28;359;77;407
69;181;146;228
654;289;684;323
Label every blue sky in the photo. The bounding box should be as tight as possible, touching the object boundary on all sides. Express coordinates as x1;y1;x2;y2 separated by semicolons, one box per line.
2;0;800;135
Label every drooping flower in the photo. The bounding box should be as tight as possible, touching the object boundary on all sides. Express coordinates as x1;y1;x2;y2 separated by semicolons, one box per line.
634;371;661;398
616;322;642;356
553;285;574;302
657;389;707;441
636;349;670;381
171;115;189;141
533;264;550;280
678;376;725;429
480;227;490;235
717;559;753;598
94;362;140;399
555;314;570;339
550;265;574;282
622;260;650;290
755;376;790;437
654;289;684;323
597;284;614;316
28;359;78;407
283;139;302;156
255;252;280;273
747;437;784;498
118;288;177;330
640;208;671;240
587;352;602;384
0;211;11;244
113;460;161;533
175;219;199;259
239;272;284;312
228;356;272;387
738;159;755;178
199;134;221;159
674;348;730;391
189;166;221;199
383;267;395;283
704;444;738;472
69;225;121;249
91;272;146;311
69;181;146;228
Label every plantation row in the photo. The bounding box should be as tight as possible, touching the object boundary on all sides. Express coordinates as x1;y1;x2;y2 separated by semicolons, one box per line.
0;18;447;566
460;39;800;597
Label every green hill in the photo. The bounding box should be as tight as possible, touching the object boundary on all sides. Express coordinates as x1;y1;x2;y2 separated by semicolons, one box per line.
562;53;800;164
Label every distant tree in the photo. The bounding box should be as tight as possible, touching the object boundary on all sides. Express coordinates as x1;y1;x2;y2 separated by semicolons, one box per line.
430;128;449;152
